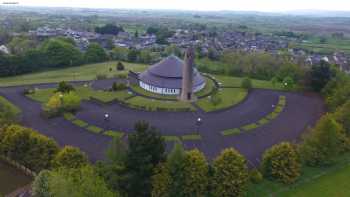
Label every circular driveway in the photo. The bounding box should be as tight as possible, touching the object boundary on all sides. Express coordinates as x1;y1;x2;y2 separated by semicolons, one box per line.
0;84;324;166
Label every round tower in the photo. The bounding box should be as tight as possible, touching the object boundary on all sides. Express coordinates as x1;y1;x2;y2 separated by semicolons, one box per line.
180;47;195;101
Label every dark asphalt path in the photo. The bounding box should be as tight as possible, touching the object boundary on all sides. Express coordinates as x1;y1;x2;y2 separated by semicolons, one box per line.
0;84;324;166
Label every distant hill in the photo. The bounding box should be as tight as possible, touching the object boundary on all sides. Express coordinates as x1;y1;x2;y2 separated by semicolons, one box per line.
284;10;350;17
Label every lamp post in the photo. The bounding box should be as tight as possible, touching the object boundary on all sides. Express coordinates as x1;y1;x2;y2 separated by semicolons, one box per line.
196;117;202;134
104;113;110;131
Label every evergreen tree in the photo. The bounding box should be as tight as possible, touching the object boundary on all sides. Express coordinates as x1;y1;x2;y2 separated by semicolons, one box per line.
125;121;166;196
212;148;249;197
262;142;301;184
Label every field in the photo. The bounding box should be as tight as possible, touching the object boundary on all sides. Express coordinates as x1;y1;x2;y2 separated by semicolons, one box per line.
295;37;350;54
0;61;147;87
0;161;32;195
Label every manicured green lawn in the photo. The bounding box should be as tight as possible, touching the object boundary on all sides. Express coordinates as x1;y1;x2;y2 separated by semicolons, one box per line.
0;96;21;116
125;96;196;111
27;86;132;103
0;160;32;195
86;125;103;134
196;88;248;112
280;165;350;197
0;61;147;87
181;134;202;141
104;130;125;138
163;136;181;142
247;153;350;197
195;76;216;97
212;75;285;90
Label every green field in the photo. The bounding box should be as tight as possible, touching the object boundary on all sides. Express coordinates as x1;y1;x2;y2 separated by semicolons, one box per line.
0;160;32;195
0;61;147;87
196;88;248;112
28;86;133;103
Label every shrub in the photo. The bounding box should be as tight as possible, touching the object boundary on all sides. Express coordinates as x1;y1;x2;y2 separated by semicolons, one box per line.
52;146;88;169
151;163;171;197
249;169;263;184
282;76;294;90
0;124;59;172
117;62;125;71
61;91;81;112
32;166;116;197
44;92;81;117
210;92;222;106
56;81;75;93
112;82;128;91
299;114;347;167
114;73;127;79
32;170;51;197
333;101;350;136
261;142;301;184
241;77;252;89
212;148;249;197
43;93;63;117
181;149;209;197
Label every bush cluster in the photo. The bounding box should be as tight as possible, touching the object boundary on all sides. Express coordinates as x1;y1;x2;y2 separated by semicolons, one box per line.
0;125;59;172
43;92;81;117
111;82;128;91
261;142;301;184
0;124;88;173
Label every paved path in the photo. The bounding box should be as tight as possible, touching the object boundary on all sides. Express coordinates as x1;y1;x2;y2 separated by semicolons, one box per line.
0;84;324;166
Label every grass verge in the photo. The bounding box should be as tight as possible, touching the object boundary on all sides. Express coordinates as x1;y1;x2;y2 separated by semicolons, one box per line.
196;88;248;112
104;130;125;138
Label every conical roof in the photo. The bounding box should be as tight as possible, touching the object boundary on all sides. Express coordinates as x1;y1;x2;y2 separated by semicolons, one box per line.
148;55;186;78
138;55;205;89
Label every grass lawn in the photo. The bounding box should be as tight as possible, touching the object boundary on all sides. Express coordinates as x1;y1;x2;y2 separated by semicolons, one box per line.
247;153;350;197
72;119;88;128
0;61;147;87
125;96;196;111
27;86;132;103
212;75;285;90
104;130;125;138
280;165;350;197
0;160;32;195
221;128;241;136
0;96;21;116
86;125;103;134
181;134;202;141
196;88;248;112
163;136;181;142
195;76;217;97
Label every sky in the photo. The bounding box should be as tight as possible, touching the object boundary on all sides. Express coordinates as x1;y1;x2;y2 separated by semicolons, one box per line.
10;0;350;12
